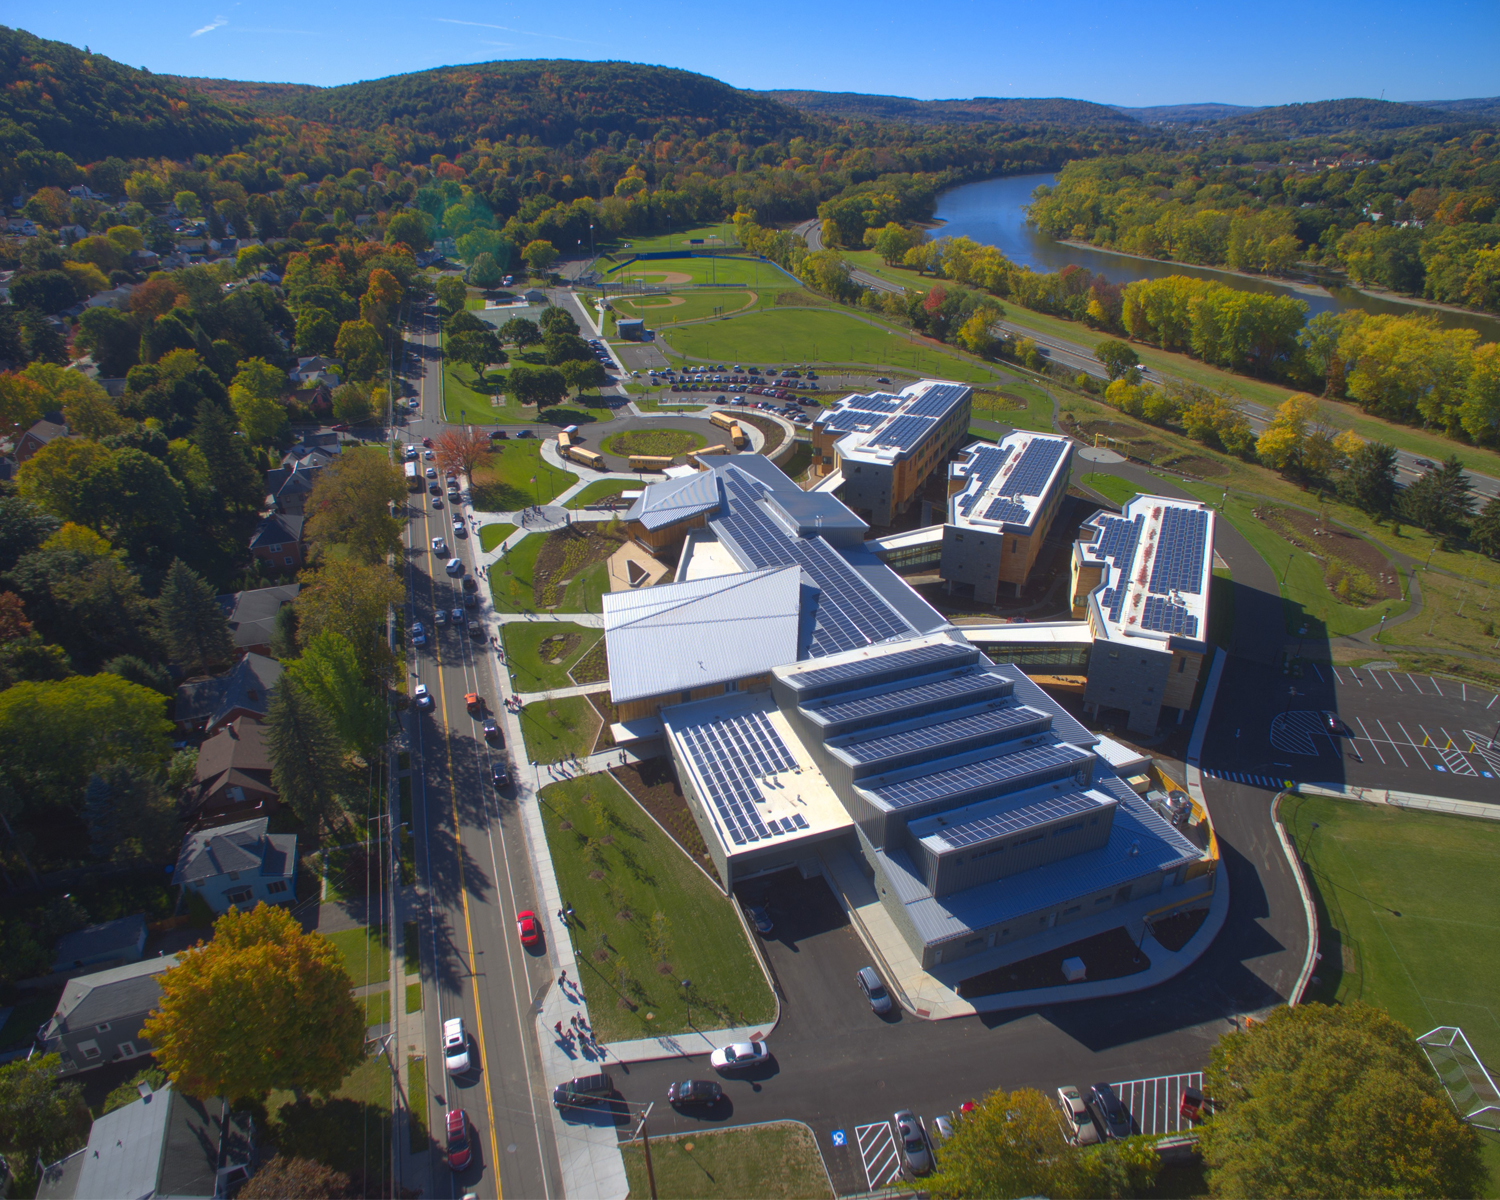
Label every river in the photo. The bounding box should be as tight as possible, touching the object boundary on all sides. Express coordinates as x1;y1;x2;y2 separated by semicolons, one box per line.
930;173;1500;341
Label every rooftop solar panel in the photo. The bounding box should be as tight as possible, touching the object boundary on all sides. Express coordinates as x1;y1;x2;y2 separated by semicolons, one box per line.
1140;594;1200;638
839;706;1052;765
955;445;1012;515
676;709;802;848
843;395;903;414
933;791;1099;849
1147;507;1210;596
807;669;1011;728
981;498;1030;524
906;383;970;419
999;437;1067;498
868;741;1093;811
870;414;936;451
791;640;972;693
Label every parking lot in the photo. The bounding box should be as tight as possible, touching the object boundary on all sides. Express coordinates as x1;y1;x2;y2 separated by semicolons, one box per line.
1210;662;1500;804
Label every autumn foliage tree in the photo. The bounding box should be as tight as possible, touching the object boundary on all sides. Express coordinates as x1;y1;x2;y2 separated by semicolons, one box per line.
434;428;487;479
303;447;406;565
1200;1001;1485;1199
143;904;365;1101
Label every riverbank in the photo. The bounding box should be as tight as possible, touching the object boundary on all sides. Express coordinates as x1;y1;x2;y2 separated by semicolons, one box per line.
1053;237;1334;299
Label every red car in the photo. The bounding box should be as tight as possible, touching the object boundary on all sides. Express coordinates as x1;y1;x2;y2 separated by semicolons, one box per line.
445;1108;472;1171
422;437;434;448
517;910;541;947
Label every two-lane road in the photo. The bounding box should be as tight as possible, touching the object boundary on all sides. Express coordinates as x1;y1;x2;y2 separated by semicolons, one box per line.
401;302;559;1199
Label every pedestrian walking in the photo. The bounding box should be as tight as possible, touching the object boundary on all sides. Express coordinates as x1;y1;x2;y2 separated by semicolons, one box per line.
554;1021;564;1038
559;969;568;988
570;1015;579;1031
557;908;566;925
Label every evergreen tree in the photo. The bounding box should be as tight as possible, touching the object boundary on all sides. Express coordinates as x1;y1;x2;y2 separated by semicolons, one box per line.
1339;440;1398;516
82;761;179;864
157;558;232;673
1398;454;1474;539
1471;496;1500;559
191;398;261;509
265;677;345;835
269;602;299;660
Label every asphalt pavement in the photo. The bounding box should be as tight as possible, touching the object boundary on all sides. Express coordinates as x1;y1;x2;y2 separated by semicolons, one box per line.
402;302;561;1199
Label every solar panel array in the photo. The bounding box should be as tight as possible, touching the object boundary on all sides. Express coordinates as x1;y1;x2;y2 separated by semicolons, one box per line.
792;640;970;693
955;446;1012;515
1091;515;1144;622
821;409;883;434
1147;507;1210;596
982;498;1030;524
871;414;936;451
677;711;799;846
1000;438;1068;497
1141;594;1200;638
934;792;1098;849
766;814;809;835
868;742;1092;811
809;670;1009;727
717;470;913;656
840;706;1050;765
843;395;903;414
906;383;970;419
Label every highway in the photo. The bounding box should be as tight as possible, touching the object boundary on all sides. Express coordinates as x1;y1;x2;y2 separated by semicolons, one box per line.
794;220;1500;501
400;300;560;1199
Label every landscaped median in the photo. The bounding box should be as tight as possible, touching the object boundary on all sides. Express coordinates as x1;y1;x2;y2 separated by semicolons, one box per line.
537;774;775;1042
488;526;626;615
500;621;603;691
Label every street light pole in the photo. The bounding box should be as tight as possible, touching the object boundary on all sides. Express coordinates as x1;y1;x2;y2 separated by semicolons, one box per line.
682;978;691;1027
633;1103;658;1200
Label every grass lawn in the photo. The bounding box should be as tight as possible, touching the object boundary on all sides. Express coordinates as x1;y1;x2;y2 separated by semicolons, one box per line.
478;522;515;552
971;381;1055;433
502;621;604;692
601;428;705;458
519;695;605;763
405;982;422;1014
782;439;815;483
611;254;798;289
488;532;545;612
662;307;1001;383
325;925;390;988
470;441;577;511
616;224;743;254
266;1056;392;1183
403;921;419;974
613;289;770;326
407;1056;428;1153
364;988;390;1026
560;560;611;615
620;1122;833;1200
569;479;637;507
1080;472;1140;507
538;774;776;1041
1375;568;1500;660
1284;794;1500;1076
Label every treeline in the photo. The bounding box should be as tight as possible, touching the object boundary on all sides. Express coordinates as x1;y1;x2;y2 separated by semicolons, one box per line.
1028;136;1500;312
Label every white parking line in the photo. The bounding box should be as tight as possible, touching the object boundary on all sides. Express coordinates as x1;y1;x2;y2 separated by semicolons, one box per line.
1332;666;1345;684
1407;673;1423;693
1370;671;1383;690
1490;694;1498;711
1431;677;1444;697
855;1121;901;1191
1376;719;1411;768
1389;673;1405;693
1397;721;1432;768
1311;663;1324;682
1110;1073;1205;1137
1355;717;1386;764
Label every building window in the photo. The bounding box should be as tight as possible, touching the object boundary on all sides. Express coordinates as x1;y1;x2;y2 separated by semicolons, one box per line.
228;871;240;881
226;888;253;905
680;690;691;704
78;1040;101;1060
724;680;738;693
265;880;288;895
117;1041;138;1058
268;543;282;552
95;1023;111;1033
1064;905;1081;915
1178;657;1187;673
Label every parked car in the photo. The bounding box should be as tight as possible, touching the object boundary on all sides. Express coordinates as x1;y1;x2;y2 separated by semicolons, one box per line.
410;623;426;646
444;1108;472;1171
709;1042;769;1072
452;518;466;536
553;1072;612;1110
1180;1087;1213;1123
894;1110;931;1176
1324;710;1344;735
668;1079;723;1107
465;692;484;714
857;966;893;1014
413;684;433;709
443;1017;470;1074
745;904;773;935
463;591;478;608
930;1114;954;1143
431;537;448;555
463;576;479;592
450;606;464;623
1056;1085;1100;1145
431;495;443;509
516;909;541;947
1088;1083;1132;1140
468;619;483;639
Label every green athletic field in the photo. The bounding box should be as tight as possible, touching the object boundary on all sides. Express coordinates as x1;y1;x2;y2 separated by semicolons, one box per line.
1283;794;1500;1066
612;255;798;289
660;308;1001;383
610;289;770;327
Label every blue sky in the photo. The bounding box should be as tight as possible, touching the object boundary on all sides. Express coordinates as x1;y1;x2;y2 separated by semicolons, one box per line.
10;0;1497;106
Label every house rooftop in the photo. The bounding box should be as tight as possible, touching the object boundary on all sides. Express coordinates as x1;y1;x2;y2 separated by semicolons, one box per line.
50;914;146;972
47;956;179;1035
175;652;282;728
173;817;295;886
217;584;299;651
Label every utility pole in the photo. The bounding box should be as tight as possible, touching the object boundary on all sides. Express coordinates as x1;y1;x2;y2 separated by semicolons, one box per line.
633;1103;658;1200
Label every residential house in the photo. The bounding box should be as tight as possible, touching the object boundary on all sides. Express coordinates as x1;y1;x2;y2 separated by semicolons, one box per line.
67;184;107;201
175;651;283;734
264;458;323;515
289;356;341;386
176;236;208;255
36;1082;256;1200
84;284;136;310
217;583;300;656
522;287;548;304
50;914;147;974
39;955;179;1074
249;512;304;571
127;248;159;271
256;268;282;285
15;413;67;463
5;217;38;236
181;718;279;829
173;818;297;914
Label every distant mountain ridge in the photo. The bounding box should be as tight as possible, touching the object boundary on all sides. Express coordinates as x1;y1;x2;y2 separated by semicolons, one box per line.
759;91;1136;128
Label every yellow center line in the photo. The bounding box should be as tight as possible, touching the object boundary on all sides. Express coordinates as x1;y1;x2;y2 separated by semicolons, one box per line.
416;339;504;1197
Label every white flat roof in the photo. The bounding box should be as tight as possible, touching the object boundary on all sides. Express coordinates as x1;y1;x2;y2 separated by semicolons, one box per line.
960;620;1093;645
681;537;743;581
664;691;853;859
816;379;971;466
947;433;1073;534
1082;493;1215;647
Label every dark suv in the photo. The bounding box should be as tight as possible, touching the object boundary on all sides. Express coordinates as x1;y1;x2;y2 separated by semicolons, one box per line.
553;1072;613;1111
1088;1083;1133;1139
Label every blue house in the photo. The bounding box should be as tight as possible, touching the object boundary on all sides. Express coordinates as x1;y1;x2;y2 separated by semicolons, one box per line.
172;818;297;915
50;913;148;974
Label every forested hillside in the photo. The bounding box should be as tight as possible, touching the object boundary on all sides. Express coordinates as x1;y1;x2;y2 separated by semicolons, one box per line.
762;91;1136;128
1214;98;1479;137
0;26;261;163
